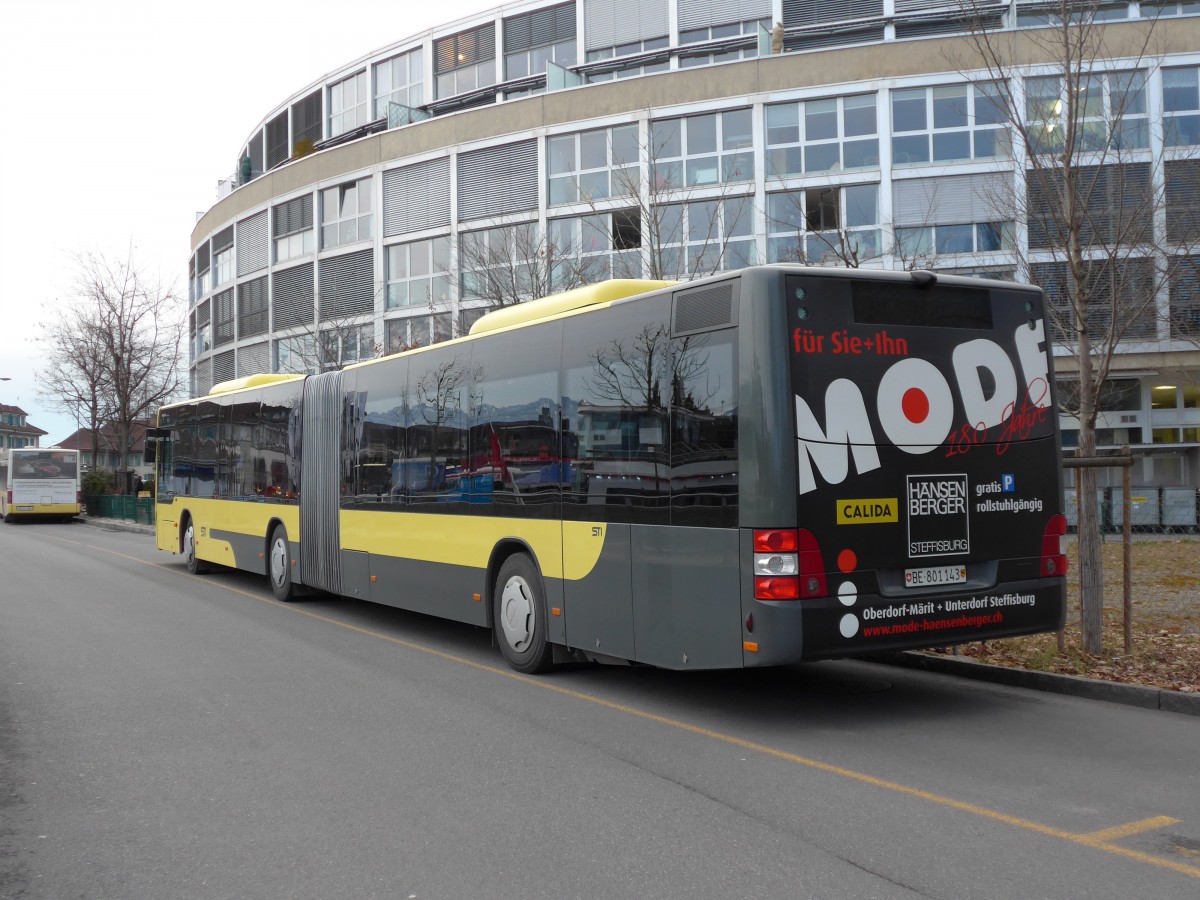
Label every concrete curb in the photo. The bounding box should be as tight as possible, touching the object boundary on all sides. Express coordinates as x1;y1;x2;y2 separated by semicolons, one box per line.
80;516;155;536
874;651;1200;716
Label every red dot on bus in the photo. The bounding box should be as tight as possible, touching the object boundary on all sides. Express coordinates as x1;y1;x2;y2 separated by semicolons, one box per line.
902;387;930;424
837;549;857;573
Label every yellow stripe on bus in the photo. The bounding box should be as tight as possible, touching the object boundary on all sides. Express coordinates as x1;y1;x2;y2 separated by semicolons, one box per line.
340;511;606;581
158;499;608;582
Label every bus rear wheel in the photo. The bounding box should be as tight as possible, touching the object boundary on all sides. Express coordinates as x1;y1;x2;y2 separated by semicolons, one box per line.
183;517;207;575
269;525;297;602
493;554;554;674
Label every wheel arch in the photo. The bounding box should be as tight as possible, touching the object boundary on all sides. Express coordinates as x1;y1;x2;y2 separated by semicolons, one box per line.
485;538;542;630
178;508;195;554
263;516;289;557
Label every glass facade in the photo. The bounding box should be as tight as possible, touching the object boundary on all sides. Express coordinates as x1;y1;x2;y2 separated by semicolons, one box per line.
190;0;1200;476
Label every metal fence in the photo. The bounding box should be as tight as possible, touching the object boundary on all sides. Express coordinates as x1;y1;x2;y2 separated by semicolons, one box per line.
85;496;156;525
1064;487;1200;534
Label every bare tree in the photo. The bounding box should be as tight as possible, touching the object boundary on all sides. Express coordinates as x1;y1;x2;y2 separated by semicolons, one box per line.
950;0;1197;652
80;251;186;492
38;306;108;470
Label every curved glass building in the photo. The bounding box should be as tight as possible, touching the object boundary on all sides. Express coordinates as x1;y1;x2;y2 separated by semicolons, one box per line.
190;0;1200;497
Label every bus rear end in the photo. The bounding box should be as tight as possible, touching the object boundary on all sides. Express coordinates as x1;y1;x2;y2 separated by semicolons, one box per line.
3;449;83;521
755;269;1065;660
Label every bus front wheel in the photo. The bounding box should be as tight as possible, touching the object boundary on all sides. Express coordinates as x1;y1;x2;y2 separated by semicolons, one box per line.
269;525;296;602
183;518;207;575
493;554;554;674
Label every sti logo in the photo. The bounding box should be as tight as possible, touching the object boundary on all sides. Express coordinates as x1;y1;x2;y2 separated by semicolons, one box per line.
795;320;1050;495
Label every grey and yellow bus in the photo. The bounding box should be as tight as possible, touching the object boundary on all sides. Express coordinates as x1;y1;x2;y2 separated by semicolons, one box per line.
149;266;1066;672
1;448;82;521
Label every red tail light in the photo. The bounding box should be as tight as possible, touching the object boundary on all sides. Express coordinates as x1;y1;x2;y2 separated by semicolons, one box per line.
797;529;828;598
1041;514;1068;577
753;528;827;600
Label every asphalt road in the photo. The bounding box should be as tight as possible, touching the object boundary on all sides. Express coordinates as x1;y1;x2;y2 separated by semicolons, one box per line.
1;520;1198;900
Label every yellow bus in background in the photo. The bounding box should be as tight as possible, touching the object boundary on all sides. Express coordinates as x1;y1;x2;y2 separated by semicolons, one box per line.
1;448;83;521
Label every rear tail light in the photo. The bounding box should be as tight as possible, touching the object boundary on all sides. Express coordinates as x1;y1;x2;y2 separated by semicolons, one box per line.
753;528;827;600
1041;514;1068;577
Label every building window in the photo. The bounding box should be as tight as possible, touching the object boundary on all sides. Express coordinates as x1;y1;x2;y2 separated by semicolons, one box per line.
212;228;234;288
504;2;577;80
547;124;639;205
1164;66;1200;146
275;335;316;375
329;71;369;137
548;210;642;284
274;195;315;264
766;94;879;178
320;325;374;370
895;222;1014;261
1026;163;1152;248
386;236;452;309
767;184;881;264
1030;258;1158;343
435;24;497;99
385;314;454;352
195;245;211;297
651;109;754;189
196;321;211;359
374;48;424;119
653;196;756;277
585;36;669;81
1168;255;1200;338
459;223;548;302
1025;71;1148;156
1145;2;1200;17
321;178;373;249
678;18;767;68
891;83;1010;164
291;90;322;154
1016;3;1127;26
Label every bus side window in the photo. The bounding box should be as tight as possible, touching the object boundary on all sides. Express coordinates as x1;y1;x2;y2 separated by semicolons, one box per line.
669;329;738;528
356;358;407;505
561;298;672;525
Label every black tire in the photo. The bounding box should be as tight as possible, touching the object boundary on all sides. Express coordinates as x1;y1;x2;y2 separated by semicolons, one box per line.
268;524;297;601
183;517;208;574
493;554;554;674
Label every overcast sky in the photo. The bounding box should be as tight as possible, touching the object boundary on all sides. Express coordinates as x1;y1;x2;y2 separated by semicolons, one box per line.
0;0;488;444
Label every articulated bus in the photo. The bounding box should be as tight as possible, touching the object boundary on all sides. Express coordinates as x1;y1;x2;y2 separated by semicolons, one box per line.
1;448;83;521
149;266;1066;673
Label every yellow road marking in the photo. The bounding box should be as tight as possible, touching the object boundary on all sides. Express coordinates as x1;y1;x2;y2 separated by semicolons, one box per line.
50;533;1200;881
1081;816;1182;844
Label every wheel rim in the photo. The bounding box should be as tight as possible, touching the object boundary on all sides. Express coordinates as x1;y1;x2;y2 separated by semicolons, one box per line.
498;575;535;653
270;536;288;589
184;523;196;567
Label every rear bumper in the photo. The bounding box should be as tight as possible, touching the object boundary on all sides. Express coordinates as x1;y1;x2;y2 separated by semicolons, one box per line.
745;576;1066;665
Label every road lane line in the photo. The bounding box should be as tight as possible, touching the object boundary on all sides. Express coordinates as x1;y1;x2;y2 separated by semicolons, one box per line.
55;535;1200;881
1081;816;1182;843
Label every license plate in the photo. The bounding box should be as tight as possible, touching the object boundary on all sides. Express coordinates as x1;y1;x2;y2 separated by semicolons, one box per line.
904;565;966;588
15;506;33;511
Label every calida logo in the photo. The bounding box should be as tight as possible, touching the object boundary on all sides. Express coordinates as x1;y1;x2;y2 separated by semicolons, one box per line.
796;319;1050;495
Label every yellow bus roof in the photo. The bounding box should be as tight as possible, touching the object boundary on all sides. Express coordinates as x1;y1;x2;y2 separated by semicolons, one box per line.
468;279;674;336
208;373;304;395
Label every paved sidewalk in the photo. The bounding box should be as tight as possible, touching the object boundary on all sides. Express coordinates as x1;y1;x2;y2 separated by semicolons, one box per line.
874;651;1200;716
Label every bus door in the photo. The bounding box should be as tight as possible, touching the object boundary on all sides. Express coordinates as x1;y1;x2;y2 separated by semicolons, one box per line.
785;272;1065;657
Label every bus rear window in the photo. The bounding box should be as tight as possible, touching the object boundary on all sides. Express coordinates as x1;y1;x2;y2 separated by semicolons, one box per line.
851;282;993;330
